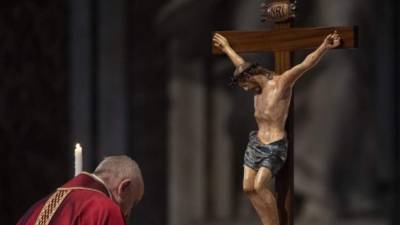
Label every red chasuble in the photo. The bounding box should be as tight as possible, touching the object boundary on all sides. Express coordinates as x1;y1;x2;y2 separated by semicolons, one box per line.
17;173;126;225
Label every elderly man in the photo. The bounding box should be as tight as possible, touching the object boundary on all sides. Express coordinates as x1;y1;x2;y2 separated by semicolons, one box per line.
17;155;144;225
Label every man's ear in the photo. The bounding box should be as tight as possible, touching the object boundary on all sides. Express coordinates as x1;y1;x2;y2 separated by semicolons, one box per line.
118;179;131;195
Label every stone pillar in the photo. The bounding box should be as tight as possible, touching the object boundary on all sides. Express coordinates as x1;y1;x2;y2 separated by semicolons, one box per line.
69;0;95;170
210;86;234;219
97;0;127;157
168;41;207;225
70;0;128;170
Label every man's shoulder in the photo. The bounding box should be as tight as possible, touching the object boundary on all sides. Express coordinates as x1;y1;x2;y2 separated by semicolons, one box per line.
68;188;115;206
67;189;124;220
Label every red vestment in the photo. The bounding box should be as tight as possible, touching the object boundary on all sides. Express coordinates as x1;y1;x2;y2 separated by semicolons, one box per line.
17;173;126;225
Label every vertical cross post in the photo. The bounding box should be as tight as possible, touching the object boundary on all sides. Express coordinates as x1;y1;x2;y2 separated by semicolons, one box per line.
273;28;294;225
270;3;294;225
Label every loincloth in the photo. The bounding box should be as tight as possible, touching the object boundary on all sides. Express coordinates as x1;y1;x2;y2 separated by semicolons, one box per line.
244;131;288;175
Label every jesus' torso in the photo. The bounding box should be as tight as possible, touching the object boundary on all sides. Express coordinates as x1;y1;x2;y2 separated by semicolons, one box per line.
254;75;292;144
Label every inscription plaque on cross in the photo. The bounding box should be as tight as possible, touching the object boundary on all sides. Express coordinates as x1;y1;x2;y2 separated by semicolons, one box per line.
212;1;358;225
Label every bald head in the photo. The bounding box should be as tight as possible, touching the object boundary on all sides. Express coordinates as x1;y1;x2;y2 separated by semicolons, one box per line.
94;155;144;219
94;156;142;186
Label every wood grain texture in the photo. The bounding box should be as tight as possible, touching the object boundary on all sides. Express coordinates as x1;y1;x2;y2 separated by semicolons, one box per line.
272;20;294;225
212;26;358;54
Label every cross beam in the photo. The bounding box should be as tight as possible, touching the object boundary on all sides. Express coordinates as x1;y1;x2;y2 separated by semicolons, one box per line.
212;1;358;225
212;26;358;54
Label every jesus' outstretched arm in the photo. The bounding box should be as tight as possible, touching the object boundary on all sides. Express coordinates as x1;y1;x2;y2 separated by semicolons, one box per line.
282;30;341;86
213;33;245;67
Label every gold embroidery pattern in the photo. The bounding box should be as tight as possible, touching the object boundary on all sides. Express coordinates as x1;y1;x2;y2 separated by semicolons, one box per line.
34;189;72;225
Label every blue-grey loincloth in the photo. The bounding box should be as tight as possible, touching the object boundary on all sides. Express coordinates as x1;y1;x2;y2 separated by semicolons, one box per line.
244;131;288;175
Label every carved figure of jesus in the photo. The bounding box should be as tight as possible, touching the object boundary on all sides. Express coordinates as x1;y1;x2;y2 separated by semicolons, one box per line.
213;31;341;225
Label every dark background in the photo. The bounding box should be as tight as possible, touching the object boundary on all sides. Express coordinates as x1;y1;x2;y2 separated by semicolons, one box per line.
0;0;398;225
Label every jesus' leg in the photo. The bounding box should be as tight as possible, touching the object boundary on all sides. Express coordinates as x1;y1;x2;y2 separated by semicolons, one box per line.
253;167;279;225
243;166;275;225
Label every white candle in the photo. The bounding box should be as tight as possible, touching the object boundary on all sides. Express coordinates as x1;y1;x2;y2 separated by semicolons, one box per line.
74;143;83;176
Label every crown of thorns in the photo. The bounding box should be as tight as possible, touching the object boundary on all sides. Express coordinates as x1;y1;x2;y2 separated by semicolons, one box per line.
229;62;272;86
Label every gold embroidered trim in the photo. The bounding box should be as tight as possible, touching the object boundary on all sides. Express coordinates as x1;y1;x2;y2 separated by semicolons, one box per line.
34;189;71;225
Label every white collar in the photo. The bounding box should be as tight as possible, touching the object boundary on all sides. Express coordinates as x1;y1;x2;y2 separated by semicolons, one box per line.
82;172;113;198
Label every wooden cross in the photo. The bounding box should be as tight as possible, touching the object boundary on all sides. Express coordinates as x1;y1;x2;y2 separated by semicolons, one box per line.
212;1;358;225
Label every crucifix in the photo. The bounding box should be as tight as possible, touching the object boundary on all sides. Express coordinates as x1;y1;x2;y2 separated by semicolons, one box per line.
211;1;358;225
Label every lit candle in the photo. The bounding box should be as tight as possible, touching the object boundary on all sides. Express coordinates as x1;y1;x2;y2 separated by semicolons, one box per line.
74;143;83;176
